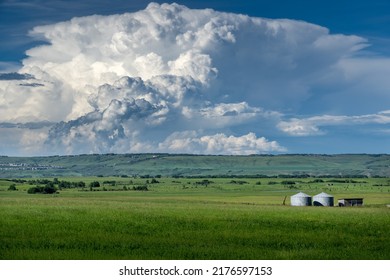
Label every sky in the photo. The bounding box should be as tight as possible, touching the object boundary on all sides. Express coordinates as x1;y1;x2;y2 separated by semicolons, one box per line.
0;0;389;155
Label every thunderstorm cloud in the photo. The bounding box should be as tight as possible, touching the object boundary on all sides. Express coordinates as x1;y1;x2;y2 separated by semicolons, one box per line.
1;3;390;155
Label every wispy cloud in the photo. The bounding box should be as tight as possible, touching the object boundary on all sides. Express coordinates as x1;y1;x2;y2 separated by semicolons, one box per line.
278;111;390;136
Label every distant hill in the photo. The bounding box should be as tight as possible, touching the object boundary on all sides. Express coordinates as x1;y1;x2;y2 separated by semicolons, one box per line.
0;154;389;178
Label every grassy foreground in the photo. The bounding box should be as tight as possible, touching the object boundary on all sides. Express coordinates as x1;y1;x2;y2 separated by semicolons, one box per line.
0;177;389;260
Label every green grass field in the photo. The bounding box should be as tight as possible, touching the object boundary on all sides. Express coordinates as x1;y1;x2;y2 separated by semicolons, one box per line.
1;177;389;260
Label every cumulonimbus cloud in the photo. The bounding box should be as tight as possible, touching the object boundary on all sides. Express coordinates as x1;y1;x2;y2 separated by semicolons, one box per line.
0;2;388;155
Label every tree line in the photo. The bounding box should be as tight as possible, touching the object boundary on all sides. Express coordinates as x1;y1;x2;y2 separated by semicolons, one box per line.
25;178;153;194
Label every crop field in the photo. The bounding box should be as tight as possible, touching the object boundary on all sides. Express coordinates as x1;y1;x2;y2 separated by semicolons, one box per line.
1;176;390;260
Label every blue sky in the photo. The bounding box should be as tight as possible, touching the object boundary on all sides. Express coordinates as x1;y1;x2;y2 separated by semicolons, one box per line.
0;1;389;155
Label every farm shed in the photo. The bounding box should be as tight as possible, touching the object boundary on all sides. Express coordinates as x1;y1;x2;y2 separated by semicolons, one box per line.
313;192;334;206
338;198;364;207
290;192;312;206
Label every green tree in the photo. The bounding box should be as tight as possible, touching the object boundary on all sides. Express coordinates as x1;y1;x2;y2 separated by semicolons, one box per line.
27;186;43;194
43;183;57;194
8;184;17;191
77;181;86;188
89;181;100;188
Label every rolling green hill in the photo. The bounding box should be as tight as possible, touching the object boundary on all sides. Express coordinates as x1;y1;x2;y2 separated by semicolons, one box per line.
0;154;389;178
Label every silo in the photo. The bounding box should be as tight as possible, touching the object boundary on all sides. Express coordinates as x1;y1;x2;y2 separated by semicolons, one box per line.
290;192;312;206
313;192;334;206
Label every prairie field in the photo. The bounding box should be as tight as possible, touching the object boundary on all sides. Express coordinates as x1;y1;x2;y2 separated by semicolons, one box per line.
0;177;389;260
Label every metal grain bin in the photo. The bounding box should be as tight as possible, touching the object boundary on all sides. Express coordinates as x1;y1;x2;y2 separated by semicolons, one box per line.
313;192;334;206
290;192;312;206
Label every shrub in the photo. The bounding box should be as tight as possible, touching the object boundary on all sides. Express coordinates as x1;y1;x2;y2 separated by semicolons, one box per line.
27;186;43;194
59;181;71;189
230;180;248;185
77;181;86;188
195;179;213;187
281;180;296;185
133;185;148;191
8;184;17;191
89;181;100;188
43;184;57;194
27;183;57;194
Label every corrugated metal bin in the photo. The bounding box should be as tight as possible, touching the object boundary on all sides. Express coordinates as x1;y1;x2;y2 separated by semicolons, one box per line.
291;192;312;206
313;192;334;206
